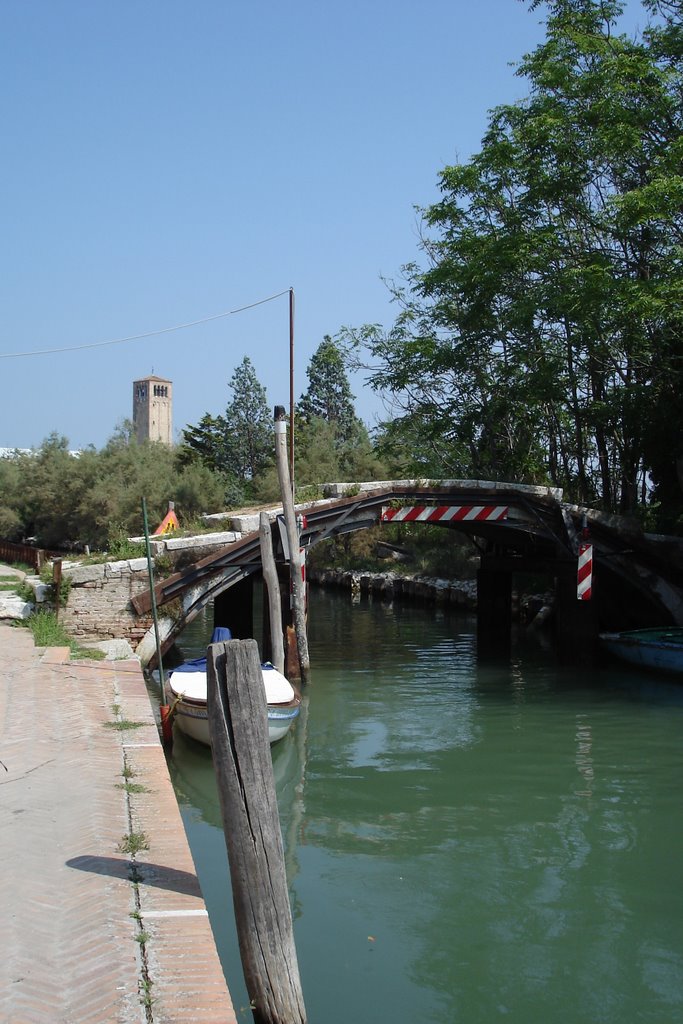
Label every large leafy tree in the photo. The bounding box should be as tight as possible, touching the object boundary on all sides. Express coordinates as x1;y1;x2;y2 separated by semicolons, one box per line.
178;413;228;472
345;0;683;521
293;414;387;486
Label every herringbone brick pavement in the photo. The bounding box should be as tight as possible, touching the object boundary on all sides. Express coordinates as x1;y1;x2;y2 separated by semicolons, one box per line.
0;623;236;1024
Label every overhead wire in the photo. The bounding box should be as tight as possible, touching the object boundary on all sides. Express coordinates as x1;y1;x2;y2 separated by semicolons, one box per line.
0;288;291;359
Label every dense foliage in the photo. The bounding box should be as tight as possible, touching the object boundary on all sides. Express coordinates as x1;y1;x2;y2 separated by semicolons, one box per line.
298;336;359;444
178;356;274;503
294;336;387;487
0;432;229;550
343;0;683;529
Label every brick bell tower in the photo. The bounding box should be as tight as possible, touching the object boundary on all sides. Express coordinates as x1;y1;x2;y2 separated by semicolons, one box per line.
132;375;173;445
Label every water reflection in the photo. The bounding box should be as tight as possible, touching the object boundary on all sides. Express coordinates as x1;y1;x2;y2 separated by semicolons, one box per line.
575;715;594;798
167;589;683;1024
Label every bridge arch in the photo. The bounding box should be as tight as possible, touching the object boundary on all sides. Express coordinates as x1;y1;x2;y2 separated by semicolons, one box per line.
130;480;683;667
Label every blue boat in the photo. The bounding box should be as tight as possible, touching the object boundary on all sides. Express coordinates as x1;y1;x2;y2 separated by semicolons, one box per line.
600;627;683;675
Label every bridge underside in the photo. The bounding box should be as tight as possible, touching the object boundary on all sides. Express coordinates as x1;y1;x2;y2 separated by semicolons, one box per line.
130;484;683;667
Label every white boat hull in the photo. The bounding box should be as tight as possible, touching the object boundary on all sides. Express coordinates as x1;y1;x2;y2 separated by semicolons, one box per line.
172;699;299;746
167;663;300;747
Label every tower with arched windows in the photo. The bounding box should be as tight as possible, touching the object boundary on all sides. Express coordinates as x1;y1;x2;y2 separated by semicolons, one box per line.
132;375;173;445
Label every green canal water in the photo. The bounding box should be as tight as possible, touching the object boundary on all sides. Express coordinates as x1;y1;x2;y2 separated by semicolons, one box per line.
163;587;683;1024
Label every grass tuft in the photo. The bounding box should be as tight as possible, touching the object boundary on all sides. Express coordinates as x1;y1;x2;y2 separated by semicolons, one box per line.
116;781;150;794
104;719;145;732
20;609;107;659
118;831;150;855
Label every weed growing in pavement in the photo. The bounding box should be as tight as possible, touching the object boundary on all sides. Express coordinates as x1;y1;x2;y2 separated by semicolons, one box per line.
139;977;155;1011
116;781;150;794
104;719;145;731
118;831;150;855
107;529;147;561
22;609;69;647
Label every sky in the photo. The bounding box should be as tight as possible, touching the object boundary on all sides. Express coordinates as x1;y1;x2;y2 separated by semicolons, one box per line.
1;0;651;450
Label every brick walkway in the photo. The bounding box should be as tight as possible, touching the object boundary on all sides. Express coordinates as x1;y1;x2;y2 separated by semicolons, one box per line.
0;622;236;1024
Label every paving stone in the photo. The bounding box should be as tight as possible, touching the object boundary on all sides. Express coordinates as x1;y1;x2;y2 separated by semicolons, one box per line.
0;623;236;1024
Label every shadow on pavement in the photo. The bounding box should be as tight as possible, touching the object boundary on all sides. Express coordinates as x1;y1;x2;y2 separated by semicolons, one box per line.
66;855;201;896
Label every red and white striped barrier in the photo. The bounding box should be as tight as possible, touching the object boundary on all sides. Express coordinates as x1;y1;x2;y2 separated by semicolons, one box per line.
380;505;509;524
577;541;593;601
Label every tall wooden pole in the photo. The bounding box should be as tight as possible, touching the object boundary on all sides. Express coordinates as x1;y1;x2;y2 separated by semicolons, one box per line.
289;287;295;492
141;497;166;694
259;511;285;675
207;639;307;1024
52;558;63;623
274;406;310;683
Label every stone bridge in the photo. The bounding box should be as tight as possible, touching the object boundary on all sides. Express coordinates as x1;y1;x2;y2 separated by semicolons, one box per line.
60;479;683;668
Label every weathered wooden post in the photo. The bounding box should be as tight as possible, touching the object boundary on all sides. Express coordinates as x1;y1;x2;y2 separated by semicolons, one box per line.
141;497;166;694
207;639;307;1024
259;512;285;674
52;558;63;622
273;405;310;683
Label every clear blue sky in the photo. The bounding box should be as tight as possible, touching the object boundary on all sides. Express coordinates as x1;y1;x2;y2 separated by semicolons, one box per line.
1;0;649;450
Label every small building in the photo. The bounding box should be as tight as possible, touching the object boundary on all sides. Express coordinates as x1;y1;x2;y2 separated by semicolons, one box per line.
133;375;173;445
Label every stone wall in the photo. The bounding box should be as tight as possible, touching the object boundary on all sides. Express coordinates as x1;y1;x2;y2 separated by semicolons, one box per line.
308;567;478;609
58;531;245;648
60;558;154;645
308;568;556;626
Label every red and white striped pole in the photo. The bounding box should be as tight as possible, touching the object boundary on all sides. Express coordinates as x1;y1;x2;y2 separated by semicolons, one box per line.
577;519;593;601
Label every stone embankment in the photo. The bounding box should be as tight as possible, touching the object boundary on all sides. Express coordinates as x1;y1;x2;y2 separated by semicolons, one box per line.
308;567;554;627
58;531;243;647
308;567;479;609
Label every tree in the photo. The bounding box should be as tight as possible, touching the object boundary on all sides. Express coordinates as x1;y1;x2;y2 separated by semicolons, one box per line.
0;455;24;540
298;336;359;445
0;430;231;550
293;413;387;487
295;334;387;481
343;0;683;522
178;413;229;471
223;357;273;480
15;434;86;547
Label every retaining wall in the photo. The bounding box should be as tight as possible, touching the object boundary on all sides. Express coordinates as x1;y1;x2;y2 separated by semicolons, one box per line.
59;531;242;649
60;558;154;643
308;567;479;609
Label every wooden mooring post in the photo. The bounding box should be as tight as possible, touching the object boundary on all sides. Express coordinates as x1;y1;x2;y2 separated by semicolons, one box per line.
259;511;285;675
207;639;307;1024
273;405;310;683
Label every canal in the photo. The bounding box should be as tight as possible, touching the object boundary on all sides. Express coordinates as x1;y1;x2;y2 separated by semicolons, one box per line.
162;586;683;1024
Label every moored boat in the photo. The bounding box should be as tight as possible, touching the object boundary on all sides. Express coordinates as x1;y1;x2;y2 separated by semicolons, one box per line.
599;627;683;675
166;627;301;745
